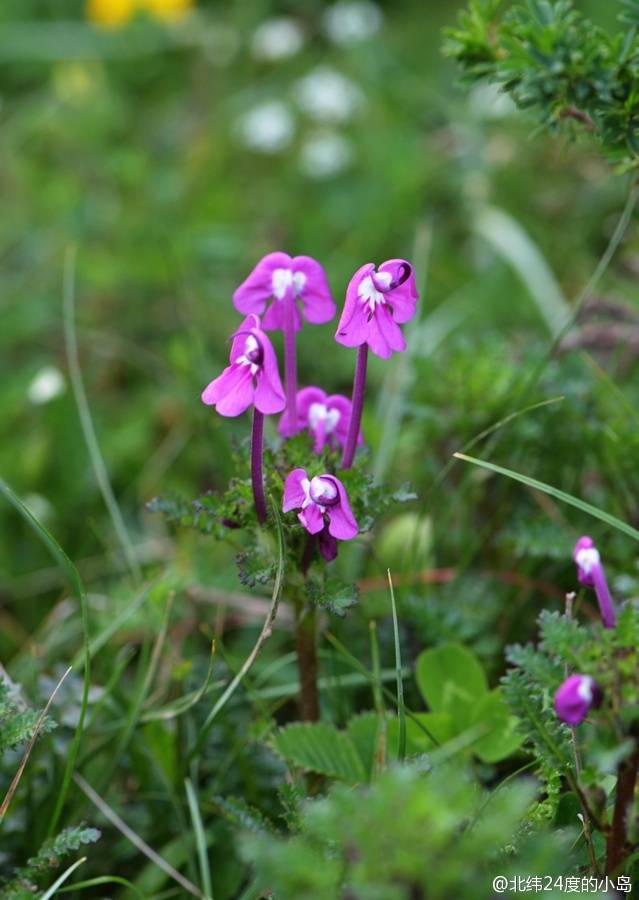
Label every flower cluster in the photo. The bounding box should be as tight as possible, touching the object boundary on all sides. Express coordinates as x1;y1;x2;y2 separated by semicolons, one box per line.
200;250;418;554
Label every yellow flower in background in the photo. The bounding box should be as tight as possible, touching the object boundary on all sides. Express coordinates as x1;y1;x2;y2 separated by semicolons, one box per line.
87;0;135;27
87;0;193;28
140;0;193;20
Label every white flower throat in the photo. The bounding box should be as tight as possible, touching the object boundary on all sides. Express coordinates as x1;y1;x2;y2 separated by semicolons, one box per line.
236;335;262;375
272;268;307;300
358;270;392;313
576;547;600;575
308;402;341;435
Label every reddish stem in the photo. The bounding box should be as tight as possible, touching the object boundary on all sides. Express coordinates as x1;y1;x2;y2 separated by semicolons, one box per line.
341;343;368;469
251;408;267;524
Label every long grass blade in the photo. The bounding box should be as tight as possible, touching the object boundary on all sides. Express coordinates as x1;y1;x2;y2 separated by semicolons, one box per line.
63;245;142;583
453;453;639;542
185;778;213;900
387;570;406;763
0;478;91;836
58;875;144;897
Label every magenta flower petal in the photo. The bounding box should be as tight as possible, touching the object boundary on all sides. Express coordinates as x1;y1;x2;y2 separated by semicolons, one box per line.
299;503;324;534
283;467;309;512
254;327;286;414
325;477;358;540
201;313;285;418
233;252;334;332
378;259;418;324
233;252;292;317
201;365;254;417
573;536;617;629
279;386;360;452
335;258;418;359
554;674;602;726
327;394;361;447
293;255;335;324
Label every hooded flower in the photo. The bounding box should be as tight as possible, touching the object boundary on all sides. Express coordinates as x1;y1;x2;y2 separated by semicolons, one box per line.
283;468;358;540
233;252;335;332
573;536;617;629
335;258;418;359
554;674;602;726
201;314;285;417
278;386;361;453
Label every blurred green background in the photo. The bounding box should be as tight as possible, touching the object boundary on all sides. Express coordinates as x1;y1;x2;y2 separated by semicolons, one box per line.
2;0;639;892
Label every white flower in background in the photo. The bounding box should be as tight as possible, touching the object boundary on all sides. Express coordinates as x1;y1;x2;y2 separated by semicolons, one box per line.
300;131;353;179
323;0;383;45
236;101;295;154
27;366;66;405
469;83;515;120
24;494;54;523
251;18;305;61
294;67;363;123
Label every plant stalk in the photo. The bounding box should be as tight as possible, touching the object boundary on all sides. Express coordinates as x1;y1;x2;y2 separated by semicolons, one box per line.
606;741;639;875
251;409;267;524
294;602;319;722
342;343;368;469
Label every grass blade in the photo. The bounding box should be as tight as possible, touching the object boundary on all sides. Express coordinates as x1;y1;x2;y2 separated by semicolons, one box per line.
40;857;87;900
185;778;213;900
58;875;144;897
63;245;141;583
0;478;91;836
189;497;286;758
387;570;406;763
453;453;639;542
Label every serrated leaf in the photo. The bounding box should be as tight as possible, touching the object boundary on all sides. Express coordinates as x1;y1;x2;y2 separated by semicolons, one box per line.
272;723;366;784
346;712;381;782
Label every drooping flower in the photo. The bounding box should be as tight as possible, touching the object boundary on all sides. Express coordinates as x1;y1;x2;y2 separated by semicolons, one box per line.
573;536;617;630
278;386;360;453
283;468;358;542
554;674;602;726
233;252;335;332
335;259;418;359
201;314;285;417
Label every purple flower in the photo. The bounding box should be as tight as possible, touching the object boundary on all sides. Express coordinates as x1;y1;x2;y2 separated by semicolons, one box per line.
201;314;286;417
573;536;617;630
554;674;602;726
335;258;419;359
283;468;358;541
278;386;361;453
233;252;335;332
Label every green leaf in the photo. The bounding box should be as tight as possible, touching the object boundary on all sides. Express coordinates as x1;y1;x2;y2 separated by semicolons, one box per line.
272;723;366;784
415;642;488;727
346;712;381;782
388;712;455;757
471;689;525;763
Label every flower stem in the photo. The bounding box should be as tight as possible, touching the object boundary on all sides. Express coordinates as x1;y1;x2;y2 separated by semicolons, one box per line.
606;740;639;874
592;565;617;629
251;409;267;524
295;601;319;721
341;343;368;469
283;295;298;436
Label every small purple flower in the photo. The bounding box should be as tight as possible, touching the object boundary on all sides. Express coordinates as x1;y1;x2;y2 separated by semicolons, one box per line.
201;314;285;417
573;536;617;630
554;674;602;726
335;258;419;359
278;386;361;453
233;252;335;332
283;468;358;541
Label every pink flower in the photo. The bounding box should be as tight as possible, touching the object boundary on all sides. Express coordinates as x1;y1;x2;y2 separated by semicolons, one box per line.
283;468;358;540
573;536;616;629
201;314;285;417
335;259;418;359
554;674;602;726
278;386;361;453
233;252;335;332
